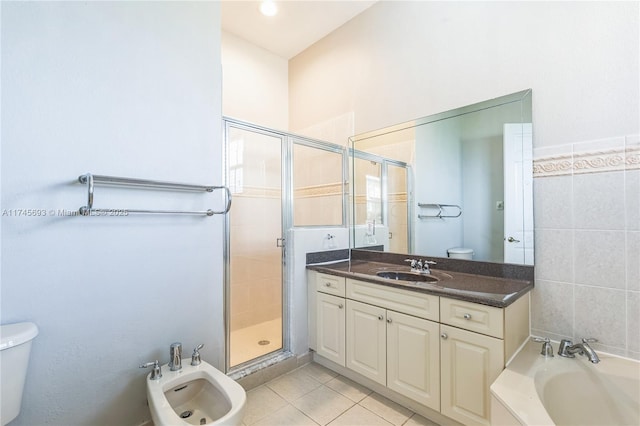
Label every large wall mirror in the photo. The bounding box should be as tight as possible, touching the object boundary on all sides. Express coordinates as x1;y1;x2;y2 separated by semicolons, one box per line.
350;90;533;265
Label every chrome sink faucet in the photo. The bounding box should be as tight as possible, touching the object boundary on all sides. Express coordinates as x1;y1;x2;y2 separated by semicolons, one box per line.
404;259;437;274
558;338;600;363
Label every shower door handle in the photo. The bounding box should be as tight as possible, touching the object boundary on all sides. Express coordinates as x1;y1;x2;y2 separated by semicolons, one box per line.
276;238;285;247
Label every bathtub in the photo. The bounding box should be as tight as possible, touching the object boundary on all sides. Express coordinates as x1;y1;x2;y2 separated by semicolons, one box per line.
490;339;640;426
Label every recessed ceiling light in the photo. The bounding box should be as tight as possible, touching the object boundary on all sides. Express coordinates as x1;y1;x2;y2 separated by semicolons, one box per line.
260;0;278;17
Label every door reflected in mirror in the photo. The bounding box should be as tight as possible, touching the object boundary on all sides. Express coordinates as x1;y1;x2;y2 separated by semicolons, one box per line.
350;90;533;265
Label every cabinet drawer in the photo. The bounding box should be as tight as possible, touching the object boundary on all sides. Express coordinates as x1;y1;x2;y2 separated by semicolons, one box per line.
440;298;504;338
346;279;439;321
316;273;346;297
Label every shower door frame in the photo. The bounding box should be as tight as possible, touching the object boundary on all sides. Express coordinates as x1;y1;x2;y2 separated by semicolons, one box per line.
223;117;292;374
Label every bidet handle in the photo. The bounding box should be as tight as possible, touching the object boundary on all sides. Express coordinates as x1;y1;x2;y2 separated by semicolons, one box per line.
139;360;162;380
191;343;204;366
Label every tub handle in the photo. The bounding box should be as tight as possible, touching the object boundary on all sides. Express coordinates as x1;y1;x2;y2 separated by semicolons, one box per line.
533;337;554;358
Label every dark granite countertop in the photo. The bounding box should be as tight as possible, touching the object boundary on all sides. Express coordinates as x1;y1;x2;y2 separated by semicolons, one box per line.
307;259;533;308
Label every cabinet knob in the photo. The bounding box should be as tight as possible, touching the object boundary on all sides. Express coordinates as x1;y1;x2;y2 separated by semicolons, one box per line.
441;333;448;340
378;315;384;321
463;313;472;320
386;318;392;324
325;282;331;287
338;303;343;309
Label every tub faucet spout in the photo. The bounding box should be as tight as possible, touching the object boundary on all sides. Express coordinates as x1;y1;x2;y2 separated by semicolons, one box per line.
558;338;600;363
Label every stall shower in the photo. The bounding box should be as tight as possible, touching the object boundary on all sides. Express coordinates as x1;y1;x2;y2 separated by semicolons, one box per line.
223;118;347;372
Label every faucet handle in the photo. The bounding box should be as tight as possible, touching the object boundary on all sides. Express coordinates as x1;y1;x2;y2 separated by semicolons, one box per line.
424;260;437;265
191;343;204;366
139;360;162;380
558;339;574;357
533;337;549;343
404;259;417;268
532;337;554;357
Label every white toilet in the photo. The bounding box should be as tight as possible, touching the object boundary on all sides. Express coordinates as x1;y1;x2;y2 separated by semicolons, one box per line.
146;360;246;426
447;247;474;260
0;322;39;426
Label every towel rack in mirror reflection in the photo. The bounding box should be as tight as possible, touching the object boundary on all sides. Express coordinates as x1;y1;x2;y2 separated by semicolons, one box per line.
77;173;231;216
417;203;462;219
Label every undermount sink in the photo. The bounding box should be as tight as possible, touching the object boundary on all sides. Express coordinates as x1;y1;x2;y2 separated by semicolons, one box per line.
376;271;439;282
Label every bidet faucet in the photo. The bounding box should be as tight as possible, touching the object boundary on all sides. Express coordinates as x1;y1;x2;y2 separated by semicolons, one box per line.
191;343;204;366
139;360;162;380
169;342;182;371
558;338;600;363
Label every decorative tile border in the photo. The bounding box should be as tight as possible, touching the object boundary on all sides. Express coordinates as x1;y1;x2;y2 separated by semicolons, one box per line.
231;185;281;198
533;143;640;177
294;182;344;198
532;154;573;177
573;148;627;175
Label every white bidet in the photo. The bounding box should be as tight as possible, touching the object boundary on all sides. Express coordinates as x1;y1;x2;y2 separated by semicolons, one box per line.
145;360;246;426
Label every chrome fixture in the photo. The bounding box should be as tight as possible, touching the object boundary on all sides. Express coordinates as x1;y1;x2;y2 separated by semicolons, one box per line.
532;337;554;358
417;203;462;219
139;360;163;380
77;173;232;216
191;343;204;366
404;258;437;274
169;342;183;371
558;338;600;363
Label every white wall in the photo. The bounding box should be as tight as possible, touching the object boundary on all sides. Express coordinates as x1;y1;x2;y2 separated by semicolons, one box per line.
414;119;462;257
1;2;223;425
289;1;639;357
222;31;289;130
288;227;349;356
290;1;639;144
461;136;503;262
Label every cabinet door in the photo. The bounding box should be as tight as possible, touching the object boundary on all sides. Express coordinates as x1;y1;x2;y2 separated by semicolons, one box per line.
346;299;386;385
440;325;504;426
386;311;440;411
316;292;346;366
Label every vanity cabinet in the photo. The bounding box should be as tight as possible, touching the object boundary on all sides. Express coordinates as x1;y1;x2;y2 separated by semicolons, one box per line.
308;271;529;426
311;272;347;365
345;279;441;410
316;292;346;366
386;309;441;410
440;324;504;426
345;299;386;384
345;299;441;410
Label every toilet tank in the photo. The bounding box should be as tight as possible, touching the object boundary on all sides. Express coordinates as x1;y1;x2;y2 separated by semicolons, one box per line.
0;322;38;426
447;247;474;260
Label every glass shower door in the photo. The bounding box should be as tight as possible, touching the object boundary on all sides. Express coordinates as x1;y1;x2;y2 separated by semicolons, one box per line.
225;121;285;370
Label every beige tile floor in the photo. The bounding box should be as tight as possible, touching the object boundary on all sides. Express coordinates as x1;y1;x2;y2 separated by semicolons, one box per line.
241;362;440;426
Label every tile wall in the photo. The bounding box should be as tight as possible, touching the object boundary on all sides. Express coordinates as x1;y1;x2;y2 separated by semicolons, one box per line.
531;134;639;359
